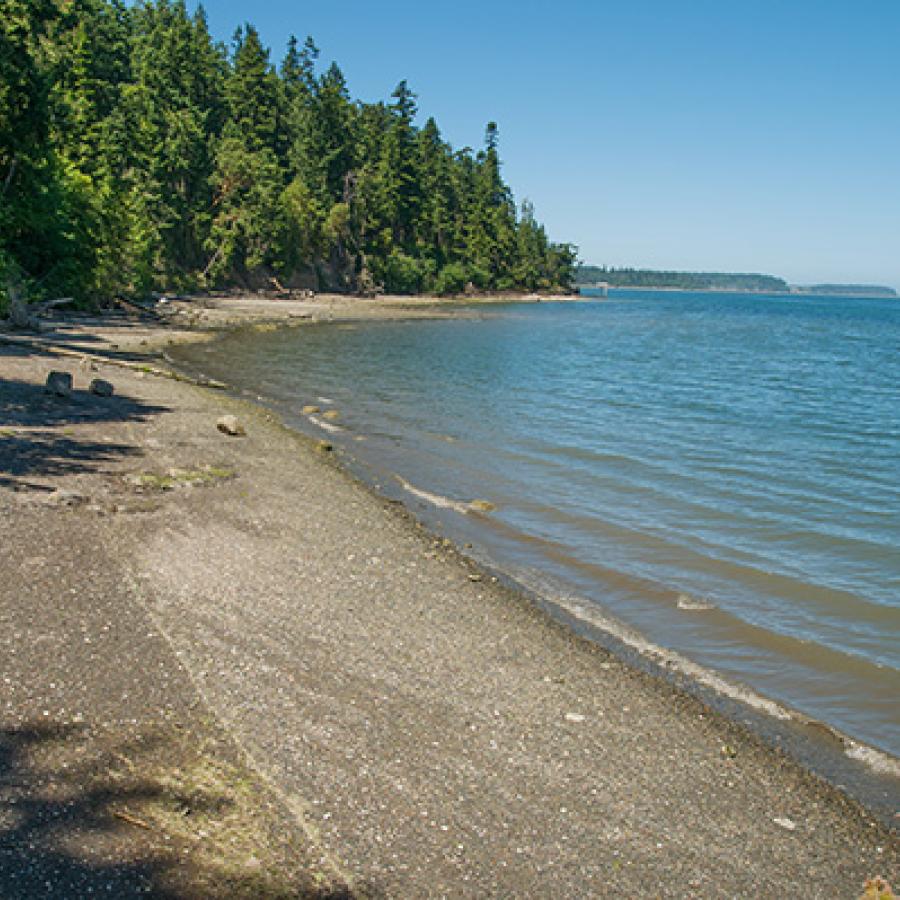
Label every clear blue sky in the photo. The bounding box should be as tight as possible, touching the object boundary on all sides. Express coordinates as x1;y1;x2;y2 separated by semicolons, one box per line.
197;0;899;287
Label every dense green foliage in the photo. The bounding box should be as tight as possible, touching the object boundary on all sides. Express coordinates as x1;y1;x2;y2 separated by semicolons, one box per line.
0;1;575;311
576;266;788;293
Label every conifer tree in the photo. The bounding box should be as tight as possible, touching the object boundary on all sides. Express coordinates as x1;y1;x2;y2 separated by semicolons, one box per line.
1;1;575;308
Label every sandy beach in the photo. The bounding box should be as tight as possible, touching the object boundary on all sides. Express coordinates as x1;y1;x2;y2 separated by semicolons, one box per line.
1;294;897;897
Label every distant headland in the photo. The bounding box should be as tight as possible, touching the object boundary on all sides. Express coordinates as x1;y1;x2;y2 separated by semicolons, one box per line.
576;266;897;298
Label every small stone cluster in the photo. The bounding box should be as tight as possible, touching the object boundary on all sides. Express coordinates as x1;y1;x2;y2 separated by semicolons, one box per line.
44;370;114;398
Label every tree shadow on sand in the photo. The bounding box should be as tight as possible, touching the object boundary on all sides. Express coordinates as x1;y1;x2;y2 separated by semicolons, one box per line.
0;722;358;899
4;310;174;364
0;376;167;488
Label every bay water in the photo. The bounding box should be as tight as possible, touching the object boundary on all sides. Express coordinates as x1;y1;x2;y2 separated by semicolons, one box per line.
174;290;900;762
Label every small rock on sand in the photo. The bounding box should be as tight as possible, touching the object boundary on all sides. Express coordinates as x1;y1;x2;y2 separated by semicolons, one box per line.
217;415;246;437
48;489;88;507
565;712;586;724
45;371;73;397
89;378;114;397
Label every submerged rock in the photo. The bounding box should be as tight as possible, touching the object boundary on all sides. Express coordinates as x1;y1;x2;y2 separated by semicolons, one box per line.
302;405;320;415
469;499;496;512
322;409;340;421
45;371;73;397
216;415;246;436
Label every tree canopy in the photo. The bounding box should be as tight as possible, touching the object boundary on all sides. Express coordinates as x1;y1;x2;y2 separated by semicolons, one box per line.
0;1;575;310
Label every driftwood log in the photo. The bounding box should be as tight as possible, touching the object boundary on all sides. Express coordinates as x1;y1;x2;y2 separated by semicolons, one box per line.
3;279;74;329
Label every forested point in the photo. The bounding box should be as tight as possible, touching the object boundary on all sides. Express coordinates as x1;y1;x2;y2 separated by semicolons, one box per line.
576;266;789;293
0;0;577;313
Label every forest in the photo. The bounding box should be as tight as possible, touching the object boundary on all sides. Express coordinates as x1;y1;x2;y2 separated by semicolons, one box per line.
576;266;789;293
0;0;577;313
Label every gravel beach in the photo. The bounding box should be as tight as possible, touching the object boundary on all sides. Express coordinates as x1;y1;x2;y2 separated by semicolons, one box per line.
1;295;897;897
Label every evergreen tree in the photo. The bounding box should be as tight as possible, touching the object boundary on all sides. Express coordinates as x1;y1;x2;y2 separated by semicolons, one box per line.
1;1;575;309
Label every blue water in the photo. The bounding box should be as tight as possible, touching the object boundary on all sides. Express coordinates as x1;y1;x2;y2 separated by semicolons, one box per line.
175;290;900;758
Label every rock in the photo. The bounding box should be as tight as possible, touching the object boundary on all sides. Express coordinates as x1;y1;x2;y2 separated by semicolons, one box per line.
316;440;334;453
773;817;797;831
469;499;496;512
89;378;114;397
565;712;586;724
302;405;320;415
45;371;73;397
48;489;88;507
322;409;340;421
216;415;246;437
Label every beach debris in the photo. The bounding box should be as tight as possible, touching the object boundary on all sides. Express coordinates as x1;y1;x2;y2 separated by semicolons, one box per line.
89;377;114;397
469;499;496;512
861;877;895;900
565;712;586;724
677;593;715;611
323;409;340;421
302;404;320;415
216;414;246;436
773;816;797;831
113;809;153;831
44;371;73;397
47;489;88;507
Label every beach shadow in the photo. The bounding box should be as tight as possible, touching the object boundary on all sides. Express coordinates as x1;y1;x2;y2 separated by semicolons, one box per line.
0;722;178;898
0;377;168;486
4;308;173;363
0;721;355;898
0;376;168;430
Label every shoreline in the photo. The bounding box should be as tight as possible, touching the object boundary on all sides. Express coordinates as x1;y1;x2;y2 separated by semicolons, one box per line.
166;298;900;788
578;285;899;299
2;294;897;894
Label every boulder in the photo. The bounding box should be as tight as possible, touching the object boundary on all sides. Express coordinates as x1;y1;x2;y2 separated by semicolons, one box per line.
89;378;114;397
216;415;246;437
45;371;73;397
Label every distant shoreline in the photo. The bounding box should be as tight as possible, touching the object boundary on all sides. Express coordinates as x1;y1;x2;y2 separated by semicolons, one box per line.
577;284;899;299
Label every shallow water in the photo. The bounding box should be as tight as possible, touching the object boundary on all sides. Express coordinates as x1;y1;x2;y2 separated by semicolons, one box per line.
175;290;900;758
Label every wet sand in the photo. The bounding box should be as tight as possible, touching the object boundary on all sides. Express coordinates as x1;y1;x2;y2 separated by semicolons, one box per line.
1;295;897;896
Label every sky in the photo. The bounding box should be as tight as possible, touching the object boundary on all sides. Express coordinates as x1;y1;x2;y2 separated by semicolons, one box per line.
197;0;900;288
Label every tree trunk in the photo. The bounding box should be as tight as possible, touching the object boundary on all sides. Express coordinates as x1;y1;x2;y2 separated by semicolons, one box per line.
6;280;36;329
